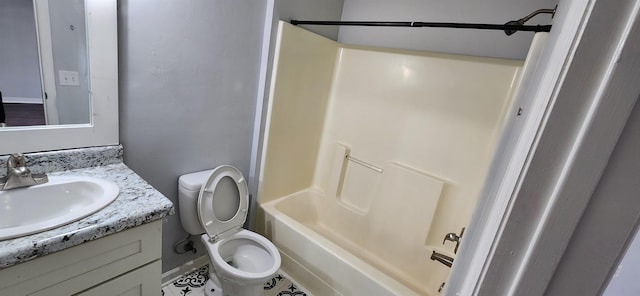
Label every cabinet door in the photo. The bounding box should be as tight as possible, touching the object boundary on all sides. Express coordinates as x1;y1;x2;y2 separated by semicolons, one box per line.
75;260;161;296
1;221;162;296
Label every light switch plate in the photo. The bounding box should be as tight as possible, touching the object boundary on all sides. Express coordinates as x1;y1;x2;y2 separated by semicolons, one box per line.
58;70;80;86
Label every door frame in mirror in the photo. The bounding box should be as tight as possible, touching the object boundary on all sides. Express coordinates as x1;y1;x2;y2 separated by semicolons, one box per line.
34;0;59;125
0;0;118;154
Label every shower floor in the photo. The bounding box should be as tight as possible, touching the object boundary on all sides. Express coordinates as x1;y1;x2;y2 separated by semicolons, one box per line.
161;264;312;296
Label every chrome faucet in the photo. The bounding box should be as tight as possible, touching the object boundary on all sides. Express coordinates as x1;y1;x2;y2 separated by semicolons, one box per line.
0;153;48;190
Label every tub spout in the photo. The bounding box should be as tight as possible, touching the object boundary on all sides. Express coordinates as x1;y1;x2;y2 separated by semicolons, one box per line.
430;250;454;268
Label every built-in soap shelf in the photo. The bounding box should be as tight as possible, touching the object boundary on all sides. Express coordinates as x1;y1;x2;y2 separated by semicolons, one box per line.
327;143;447;243
327;144;383;214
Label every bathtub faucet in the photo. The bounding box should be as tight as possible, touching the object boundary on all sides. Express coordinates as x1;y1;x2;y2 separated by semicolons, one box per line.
430;250;454;268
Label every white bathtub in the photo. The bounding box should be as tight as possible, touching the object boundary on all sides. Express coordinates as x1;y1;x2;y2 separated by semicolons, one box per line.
261;188;451;296
256;21;524;296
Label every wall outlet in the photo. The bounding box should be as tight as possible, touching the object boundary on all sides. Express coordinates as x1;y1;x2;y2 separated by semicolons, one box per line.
58;70;80;86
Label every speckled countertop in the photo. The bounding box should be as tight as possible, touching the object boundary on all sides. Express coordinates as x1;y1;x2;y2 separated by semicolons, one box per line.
0;146;174;269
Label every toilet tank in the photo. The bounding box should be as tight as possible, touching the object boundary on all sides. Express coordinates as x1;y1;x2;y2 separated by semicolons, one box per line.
178;169;214;235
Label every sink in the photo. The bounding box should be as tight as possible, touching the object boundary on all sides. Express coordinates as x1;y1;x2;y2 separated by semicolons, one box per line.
0;176;119;241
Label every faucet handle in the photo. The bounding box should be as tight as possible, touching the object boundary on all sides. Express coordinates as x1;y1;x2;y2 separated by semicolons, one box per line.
7;153;26;168
443;227;466;254
442;233;460;245
1;153;47;190
7;154;28;177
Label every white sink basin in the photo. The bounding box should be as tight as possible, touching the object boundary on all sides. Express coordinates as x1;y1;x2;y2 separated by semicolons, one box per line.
0;176;119;241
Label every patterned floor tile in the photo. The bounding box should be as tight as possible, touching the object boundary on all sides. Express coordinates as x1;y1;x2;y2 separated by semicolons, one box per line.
162;284;178;296
171;265;209;295
274;282;308;296
264;274;290;296
164;264;310;296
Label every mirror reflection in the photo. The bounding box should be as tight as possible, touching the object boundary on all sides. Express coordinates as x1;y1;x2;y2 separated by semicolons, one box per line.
0;0;89;127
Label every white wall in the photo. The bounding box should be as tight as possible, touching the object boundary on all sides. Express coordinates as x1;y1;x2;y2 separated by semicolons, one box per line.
0;0;42;102
545;99;640;295
338;0;557;59
118;0;267;272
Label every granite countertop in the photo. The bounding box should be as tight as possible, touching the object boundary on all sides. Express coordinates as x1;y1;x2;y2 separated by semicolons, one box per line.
0;156;174;269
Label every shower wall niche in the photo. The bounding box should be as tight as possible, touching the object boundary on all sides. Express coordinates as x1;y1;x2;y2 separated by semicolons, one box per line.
257;21;523;295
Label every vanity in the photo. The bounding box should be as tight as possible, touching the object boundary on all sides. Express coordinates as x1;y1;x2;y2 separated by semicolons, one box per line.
0;146;174;295
1;221;163;296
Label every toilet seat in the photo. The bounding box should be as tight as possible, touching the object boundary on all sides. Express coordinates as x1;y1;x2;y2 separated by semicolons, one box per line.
197;165;249;242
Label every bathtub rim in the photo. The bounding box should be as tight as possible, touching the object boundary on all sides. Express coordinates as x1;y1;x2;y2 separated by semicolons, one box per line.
261;190;431;296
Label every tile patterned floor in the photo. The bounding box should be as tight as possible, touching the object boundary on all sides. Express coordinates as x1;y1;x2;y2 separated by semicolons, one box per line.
162;264;311;296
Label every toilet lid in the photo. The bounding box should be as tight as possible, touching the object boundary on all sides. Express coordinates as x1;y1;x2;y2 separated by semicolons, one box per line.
197;165;249;241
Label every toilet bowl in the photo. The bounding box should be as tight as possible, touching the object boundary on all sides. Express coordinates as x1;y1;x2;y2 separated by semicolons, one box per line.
179;166;281;296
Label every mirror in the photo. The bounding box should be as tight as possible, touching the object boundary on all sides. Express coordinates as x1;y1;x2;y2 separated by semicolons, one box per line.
1;0;89;127
0;0;118;154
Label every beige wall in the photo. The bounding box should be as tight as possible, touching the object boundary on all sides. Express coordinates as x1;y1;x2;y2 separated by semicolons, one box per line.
261;22;522;226
259;22;338;203
312;45;521;247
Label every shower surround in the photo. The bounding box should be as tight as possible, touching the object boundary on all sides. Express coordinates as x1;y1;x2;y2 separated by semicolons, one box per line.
256;22;524;295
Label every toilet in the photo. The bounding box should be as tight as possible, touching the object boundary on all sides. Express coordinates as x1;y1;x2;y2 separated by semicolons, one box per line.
178;165;281;296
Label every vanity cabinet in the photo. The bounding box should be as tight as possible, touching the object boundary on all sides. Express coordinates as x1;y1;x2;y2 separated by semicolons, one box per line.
0;220;162;296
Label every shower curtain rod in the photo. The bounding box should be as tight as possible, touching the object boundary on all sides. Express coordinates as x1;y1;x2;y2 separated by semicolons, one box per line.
290;20;552;34
291;7;555;36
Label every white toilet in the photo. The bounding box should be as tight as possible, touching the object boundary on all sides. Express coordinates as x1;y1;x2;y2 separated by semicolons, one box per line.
178;165;281;296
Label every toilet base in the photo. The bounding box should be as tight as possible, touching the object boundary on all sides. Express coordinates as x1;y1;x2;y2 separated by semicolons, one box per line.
222;280;264;296
205;277;264;296
204;279;223;296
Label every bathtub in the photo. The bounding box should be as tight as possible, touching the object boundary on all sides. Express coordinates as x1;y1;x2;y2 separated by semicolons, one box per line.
261;188;451;296
257;21;524;296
